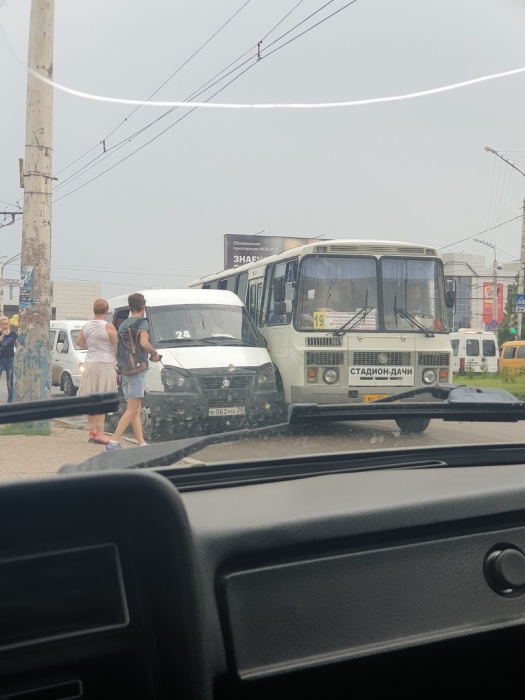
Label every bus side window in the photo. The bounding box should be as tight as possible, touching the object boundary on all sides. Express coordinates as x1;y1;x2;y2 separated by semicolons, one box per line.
248;281;259;322
236;272;248;304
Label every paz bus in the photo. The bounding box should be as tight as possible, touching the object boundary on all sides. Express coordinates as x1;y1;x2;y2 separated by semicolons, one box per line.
189;239;455;433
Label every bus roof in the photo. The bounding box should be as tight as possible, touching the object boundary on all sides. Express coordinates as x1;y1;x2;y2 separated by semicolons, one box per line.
191;238;441;285
107;288;244;309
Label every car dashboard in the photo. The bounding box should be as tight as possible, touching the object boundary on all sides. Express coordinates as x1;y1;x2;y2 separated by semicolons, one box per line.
1;456;525;698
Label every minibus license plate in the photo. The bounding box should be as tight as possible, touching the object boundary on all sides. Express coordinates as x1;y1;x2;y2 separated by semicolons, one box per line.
208;406;246;416
364;394;389;402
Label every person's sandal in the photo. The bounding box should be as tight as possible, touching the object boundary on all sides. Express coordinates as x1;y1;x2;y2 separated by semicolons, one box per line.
93;433;110;445
88;432;97;443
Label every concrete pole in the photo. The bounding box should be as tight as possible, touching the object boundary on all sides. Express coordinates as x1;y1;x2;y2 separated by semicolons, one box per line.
492;255;498;329
14;0;54;413
518;200;525;339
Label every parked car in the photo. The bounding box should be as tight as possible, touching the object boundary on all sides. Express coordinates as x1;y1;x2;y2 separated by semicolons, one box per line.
49;320;88;396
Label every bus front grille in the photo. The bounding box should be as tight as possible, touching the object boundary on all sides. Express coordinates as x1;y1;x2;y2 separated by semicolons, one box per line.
306;351;347;366
417;353;450;366
305;337;343;347
352;351;412;366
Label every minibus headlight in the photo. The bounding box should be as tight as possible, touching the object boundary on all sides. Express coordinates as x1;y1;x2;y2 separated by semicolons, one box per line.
79;364;85;374
258;364;276;386
161;367;188;389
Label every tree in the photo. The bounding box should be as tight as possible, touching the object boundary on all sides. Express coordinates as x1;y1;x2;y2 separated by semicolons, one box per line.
499;284;520;343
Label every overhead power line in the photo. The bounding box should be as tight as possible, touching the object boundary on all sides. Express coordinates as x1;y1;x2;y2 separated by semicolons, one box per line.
54;0;359;203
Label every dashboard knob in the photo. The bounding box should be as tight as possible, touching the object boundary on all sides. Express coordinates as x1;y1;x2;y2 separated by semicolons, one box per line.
485;547;525;596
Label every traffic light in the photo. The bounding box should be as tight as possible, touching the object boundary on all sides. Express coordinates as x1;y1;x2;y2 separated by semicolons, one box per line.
511;314;519;335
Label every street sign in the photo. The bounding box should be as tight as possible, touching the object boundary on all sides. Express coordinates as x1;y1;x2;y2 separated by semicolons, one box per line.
2;279;19;286
517;307;525;313
516;293;525;306
490;319;498;329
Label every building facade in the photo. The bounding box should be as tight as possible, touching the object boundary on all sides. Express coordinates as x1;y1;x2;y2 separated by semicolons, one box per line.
443;252;519;331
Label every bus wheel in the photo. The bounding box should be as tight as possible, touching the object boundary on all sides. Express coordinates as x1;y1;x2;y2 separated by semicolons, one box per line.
395;417;431;434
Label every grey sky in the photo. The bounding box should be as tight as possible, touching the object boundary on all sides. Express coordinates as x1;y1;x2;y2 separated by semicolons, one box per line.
1;0;525;299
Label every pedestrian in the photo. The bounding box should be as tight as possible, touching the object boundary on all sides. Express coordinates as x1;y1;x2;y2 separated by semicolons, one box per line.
0;315;17;403
105;292;160;450
75;299;118;445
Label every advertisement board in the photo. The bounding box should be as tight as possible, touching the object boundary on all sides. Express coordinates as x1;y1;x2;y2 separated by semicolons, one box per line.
482;282;504;324
224;234;321;269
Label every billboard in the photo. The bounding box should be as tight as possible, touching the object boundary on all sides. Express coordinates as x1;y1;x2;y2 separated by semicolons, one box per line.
482;282;504;324
224;234;321;269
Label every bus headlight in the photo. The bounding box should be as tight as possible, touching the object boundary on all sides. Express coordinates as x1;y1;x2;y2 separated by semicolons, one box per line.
323;368;339;384
258;363;276;386
422;369;436;384
161;367;188;389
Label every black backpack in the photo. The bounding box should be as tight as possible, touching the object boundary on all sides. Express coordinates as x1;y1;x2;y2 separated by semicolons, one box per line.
117;319;148;376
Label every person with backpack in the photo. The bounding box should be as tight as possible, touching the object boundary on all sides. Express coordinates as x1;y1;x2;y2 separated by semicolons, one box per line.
105;292;161;450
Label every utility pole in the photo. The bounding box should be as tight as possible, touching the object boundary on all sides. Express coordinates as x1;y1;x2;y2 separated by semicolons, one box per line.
15;0;55;414
484;147;525;338
518;199;525;338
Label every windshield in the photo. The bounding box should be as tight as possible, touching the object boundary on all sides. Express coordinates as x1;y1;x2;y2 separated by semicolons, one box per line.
149;304;261;345
1;1;525;479
295;256;378;331
382;259;448;332
71;329;83;350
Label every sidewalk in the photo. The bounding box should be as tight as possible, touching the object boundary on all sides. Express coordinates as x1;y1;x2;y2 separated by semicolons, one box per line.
0;379;136;481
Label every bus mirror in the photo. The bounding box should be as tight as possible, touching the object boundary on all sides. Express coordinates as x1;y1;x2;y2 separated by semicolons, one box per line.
446;290;455;308
273;276;286;303
274;300;292;315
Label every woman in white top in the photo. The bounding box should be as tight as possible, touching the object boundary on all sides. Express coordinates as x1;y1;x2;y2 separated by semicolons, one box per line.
76;299;117;445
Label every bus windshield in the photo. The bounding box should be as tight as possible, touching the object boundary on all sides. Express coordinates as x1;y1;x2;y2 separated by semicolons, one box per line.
381;259;448;332
295;256;378;331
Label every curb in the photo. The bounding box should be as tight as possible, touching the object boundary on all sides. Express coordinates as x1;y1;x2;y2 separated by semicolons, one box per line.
53;418;139;445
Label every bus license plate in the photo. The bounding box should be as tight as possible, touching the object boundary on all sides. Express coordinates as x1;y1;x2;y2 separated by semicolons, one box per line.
208;406;246;416
364;394;389;402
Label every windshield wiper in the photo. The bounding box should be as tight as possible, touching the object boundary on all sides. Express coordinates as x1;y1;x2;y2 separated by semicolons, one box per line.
156;337;218;345
59;385;525;474
333;290;374;336
332;306;374;336
201;336;260;346
393;295;434;337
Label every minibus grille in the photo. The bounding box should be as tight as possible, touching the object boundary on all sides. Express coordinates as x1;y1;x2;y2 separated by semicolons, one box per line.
199;376;251;390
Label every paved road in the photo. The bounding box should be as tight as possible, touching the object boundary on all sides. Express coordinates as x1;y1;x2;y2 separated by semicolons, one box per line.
188;416;525;463
2;378;525;465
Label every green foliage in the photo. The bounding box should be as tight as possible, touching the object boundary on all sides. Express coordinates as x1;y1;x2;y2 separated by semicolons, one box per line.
0;423;51;436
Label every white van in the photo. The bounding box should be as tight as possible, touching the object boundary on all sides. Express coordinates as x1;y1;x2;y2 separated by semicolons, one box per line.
450;329;499;374
49;320;88;395
106;289;283;441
